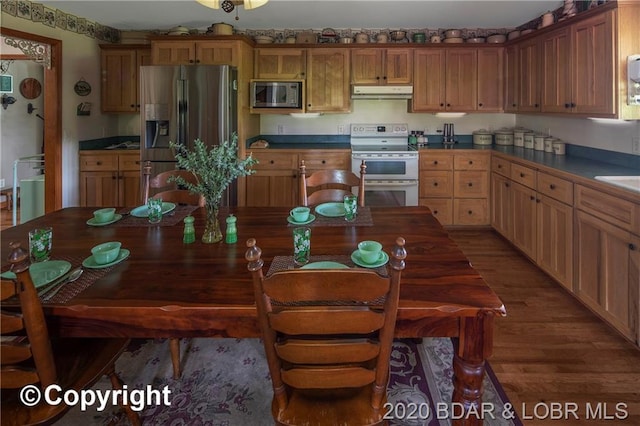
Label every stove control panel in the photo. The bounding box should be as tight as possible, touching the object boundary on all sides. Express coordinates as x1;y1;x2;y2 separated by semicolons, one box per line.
350;123;408;137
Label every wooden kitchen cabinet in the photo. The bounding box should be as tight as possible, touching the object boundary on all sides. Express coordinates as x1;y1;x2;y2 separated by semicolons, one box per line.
510;180;537;260
351;48;412;85
151;40;237;65
491;172;512;238
100;45;151;113
254;48;306;79
517;38;541;112
419;150;489;226
412;49;446;112
306;48;350;113
540;27;572;113
79;151;141;207
477;48;504;112
504;44;519;112
245;150;350;207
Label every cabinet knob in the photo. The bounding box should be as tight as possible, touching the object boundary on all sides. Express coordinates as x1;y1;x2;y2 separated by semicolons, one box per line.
376;76;380;80
530;195;535;201
270;160;275;164
383;76;387;80
564;103;571;108
446;103;451;107
549;184;556;190
321;160;326;164
195;60;200;64
130;104;135;108
498;164;502;168
440;103;445;107
468;210;473;215
433;182;438;186
571;102;576;108
478;103;483;107
468;182;473;187
469;160;473;165
629;243;637;251
505;182;510;187
135;161;140;165
433;210;439;214
97;161;102;165
308;104;312;107
512;103;517;107
433;160;438;165
520;172;525;178
189;60;194;63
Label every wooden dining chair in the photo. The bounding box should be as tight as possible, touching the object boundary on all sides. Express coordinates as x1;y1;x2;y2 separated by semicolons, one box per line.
299;159;366;207
142;161;202;379
245;236;406;426
1;242;140;426
142;160;205;207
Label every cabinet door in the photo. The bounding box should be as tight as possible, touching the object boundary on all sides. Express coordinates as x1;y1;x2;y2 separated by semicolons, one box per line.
572;10;615;116
477;48;503;112
518;39;541;112
454;171;488;198
491;172;511;239
197;41;237;65
412;49;446;112
255;48;306;79
120;170;142;207
420;198;453;226
511;181;537;260
537;195;573;289
504;45;519;112
79;171;119;207
575;210;639;342
445;48;477;111
101;49;137;113
306;49;350;112
385;48;413;85
246;172;297;207
541;27;572;113
351;49;384;84
151;41;195;65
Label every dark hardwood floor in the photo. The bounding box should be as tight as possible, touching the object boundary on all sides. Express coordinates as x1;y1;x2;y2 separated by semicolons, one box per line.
448;229;640;425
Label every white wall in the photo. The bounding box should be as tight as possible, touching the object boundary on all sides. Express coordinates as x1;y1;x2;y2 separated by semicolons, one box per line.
1;13;120;207
0;60;44;193
517;115;640;155
260;99;516;136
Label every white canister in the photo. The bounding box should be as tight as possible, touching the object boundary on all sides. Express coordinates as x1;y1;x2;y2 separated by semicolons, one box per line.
553;141;566;155
495;130;514;146
534;134;546;151
523;132;535;149
544;137;555;153
472;130;493;145
513;129;527;147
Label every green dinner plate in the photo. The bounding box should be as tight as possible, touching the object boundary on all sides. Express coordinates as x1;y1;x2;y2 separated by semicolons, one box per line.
300;261;349;269
86;214;123;227
287;214;316;225
0;260;72;289
351;250;389;268
130;202;176;218
314;202;346;217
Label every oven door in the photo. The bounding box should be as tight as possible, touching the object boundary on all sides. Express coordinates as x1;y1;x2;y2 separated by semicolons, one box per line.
351;153;418;181
363;179;419;207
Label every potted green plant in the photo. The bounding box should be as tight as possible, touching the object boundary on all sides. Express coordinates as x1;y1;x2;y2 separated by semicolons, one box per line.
169;133;257;243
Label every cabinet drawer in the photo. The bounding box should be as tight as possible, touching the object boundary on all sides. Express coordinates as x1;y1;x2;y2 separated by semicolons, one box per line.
252;153;298;170
454;198;489;225
576;184;639;233
454;171;488;198
419;153;453;171
511;163;536;189
454;153;489;170
420;171;453;198
420;198;453;226
79;154;118;171
491;156;511;177
300;152;349;171
118;154;142;171
537;172;573;205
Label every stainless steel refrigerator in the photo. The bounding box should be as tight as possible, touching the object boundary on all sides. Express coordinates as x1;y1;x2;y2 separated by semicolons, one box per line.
140;64;238;205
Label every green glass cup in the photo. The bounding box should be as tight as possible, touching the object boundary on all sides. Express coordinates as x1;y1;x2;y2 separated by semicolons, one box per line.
293;227;311;266
344;194;357;222
147;198;163;224
28;227;52;262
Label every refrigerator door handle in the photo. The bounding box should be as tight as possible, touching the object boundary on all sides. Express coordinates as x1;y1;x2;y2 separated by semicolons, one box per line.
177;78;188;145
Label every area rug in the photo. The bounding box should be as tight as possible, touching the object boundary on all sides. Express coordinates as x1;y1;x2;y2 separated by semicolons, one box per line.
57;338;521;425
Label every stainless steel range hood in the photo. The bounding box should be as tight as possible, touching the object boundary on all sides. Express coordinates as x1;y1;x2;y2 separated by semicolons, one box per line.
351;85;413;99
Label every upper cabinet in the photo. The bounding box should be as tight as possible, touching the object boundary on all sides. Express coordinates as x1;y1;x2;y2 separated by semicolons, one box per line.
254;48;306;79
351;48;412;85
306;48;351;112
516;38;541;113
100;45;151;113
151;40;238;66
412;47;501;113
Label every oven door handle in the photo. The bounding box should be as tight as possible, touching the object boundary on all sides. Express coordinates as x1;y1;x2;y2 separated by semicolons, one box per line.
366;180;419;186
352;154;418;160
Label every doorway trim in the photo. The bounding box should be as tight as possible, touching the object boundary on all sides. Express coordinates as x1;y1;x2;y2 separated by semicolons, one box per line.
0;28;62;213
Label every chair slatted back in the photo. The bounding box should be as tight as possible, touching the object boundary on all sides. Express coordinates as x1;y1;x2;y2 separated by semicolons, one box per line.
142;161;204;206
1;244;57;390
300;160;366;207
246;237;406;422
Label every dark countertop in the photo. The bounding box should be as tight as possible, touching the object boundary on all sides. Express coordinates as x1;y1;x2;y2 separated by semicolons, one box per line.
79;136;140;151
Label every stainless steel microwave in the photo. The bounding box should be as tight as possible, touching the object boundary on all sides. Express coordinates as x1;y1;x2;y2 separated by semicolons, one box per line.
250;80;303;109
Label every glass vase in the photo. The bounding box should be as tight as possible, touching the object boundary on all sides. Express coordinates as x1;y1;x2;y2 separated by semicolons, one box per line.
202;203;223;243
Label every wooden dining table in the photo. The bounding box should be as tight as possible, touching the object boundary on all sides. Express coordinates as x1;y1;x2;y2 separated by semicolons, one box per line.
1;205;505;425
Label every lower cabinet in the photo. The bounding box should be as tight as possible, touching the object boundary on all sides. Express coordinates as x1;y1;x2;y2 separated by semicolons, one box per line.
245;150;350;207
79;151;141;207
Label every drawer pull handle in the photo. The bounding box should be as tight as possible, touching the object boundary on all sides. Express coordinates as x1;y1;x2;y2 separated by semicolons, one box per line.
468;183;473;187
549;184;556;190
505;182;510;187
322;160;326;164
270;160;275;164
530;195;535;201
433;182;438;187
498;164;502;168
469;160;473;165
433;210;438;214
434;160;438;165
97;161;102;165
629;243;637;251
467;210;473;215
520;172;525;178
135;161;140;165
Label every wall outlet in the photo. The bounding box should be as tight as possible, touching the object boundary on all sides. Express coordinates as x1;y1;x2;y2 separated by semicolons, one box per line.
633;137;640;155
277;124;284;135
338;125;345;134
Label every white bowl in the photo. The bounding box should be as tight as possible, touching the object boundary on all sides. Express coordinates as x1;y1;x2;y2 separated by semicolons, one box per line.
443;37;464;44
487;34;507;43
254;35;274;44
466;37;486;44
445;29;462;38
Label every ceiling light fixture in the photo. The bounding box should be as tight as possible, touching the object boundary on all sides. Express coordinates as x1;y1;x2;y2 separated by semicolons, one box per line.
196;0;268;20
